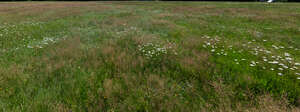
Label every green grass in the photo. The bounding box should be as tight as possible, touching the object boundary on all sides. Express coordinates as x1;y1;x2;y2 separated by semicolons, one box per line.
0;2;300;111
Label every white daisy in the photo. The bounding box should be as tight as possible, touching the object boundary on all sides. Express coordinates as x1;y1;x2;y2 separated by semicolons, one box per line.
268;61;279;64
284;53;290;57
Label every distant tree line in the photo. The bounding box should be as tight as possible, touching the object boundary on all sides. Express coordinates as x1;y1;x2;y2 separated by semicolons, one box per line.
165;0;299;1
0;0;294;1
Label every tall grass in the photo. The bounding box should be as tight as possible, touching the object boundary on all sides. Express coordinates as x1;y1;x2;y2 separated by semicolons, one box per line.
0;2;300;111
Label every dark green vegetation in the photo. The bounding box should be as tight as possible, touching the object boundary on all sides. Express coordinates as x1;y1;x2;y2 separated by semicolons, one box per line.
2;0;299;2
0;2;300;111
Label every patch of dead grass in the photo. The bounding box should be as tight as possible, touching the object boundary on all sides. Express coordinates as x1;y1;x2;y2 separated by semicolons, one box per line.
102;74;187;111
208;79;300;112
99;39;145;73
0;2;112;22
180;50;211;73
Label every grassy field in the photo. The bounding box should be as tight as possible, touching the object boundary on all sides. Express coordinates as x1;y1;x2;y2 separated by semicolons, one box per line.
0;2;300;111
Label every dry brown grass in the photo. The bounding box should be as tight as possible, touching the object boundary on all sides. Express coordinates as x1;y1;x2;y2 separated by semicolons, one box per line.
50;102;71;112
0;2;113;22
170;5;217;14
182;79;286;111
99;39;145;73
207;79;300;112
169;5;299;22
100;73;300;111
245;95;300;112
82;48;104;70
151;19;178;29
0;64;27;104
101;74;188;111
132;35;158;45
179;36;213;72
100;16;130;28
180;50;211;72
0;63;26;85
35;37;83;74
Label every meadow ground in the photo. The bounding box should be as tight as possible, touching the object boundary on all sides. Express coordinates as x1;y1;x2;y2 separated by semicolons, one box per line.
0;2;300;111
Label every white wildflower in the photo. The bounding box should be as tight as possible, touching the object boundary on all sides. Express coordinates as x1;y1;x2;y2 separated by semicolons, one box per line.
272;45;279;49
211;49;215;52
250;61;256;67
283;65;288;69
206;42;211;46
284;53;290;57
285;57;292;61
268;61;279;64
265;50;271;54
